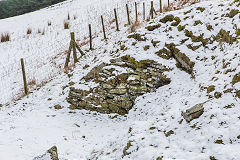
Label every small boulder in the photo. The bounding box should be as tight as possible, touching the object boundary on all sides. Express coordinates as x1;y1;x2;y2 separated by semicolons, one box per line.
33;146;59;160
182;103;204;122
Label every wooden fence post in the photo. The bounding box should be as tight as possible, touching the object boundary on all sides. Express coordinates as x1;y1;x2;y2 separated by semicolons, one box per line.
168;0;170;7
71;32;77;63
114;8;120;31
151;1;153;19
89;24;93;50
64;40;73;68
20;58;28;95
143;2;145;20
160;0;162;13
101;15;107;39
135;2;138;22
126;4;131;25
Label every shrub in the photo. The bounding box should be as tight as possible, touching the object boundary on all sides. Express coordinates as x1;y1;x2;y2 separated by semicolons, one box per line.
1;32;10;42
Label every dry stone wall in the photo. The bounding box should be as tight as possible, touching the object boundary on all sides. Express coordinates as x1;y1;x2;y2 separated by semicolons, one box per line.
67;55;171;115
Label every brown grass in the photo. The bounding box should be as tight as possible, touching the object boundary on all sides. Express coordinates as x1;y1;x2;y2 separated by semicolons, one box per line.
1;32;10;42
48;21;52;26
64;21;69;29
27;28;32;34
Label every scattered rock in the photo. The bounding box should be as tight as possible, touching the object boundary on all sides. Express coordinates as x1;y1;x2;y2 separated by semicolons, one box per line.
214;139;223;144
182;103;204;122
214;92;222;99
54;104;62;110
165;130;174;137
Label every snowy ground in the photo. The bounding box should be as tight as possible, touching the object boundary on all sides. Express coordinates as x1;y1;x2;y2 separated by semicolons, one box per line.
0;0;240;159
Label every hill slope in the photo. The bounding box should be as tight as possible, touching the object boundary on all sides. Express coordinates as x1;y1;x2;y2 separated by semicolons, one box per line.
0;0;240;159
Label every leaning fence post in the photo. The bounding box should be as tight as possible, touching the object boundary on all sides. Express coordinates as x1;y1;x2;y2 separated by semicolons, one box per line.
101;15;107;39
143;2;145;20
126;4;131;25
151;1;154;19
71;32;77;63
135;2;138;22
20;58;28;95
89;24;93;50
160;0;162;13
114;8;120;31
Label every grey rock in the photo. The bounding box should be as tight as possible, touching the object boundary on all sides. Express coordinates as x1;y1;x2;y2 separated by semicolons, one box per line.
182;103;204;122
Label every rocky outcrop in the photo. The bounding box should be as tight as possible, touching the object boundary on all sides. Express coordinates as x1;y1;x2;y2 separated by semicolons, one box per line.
67;55;171;115
33;146;59;160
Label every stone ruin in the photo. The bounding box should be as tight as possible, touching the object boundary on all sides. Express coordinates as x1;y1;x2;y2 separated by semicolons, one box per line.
67;55;171;115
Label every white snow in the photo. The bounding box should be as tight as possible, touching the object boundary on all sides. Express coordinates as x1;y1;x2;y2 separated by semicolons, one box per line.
0;0;240;160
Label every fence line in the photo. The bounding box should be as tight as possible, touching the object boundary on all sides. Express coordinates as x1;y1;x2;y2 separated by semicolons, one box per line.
0;0;172;104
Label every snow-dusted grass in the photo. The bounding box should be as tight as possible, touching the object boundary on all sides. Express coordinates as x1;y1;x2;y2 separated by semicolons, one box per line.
0;0;174;104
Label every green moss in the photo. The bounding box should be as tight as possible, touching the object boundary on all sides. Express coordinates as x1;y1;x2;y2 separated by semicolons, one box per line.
207;85;215;93
177;25;185;31
156;157;163;160
160;14;174;23
215;29;237;44
187;44;201;51
194;20;203;26
196;7;205;12
146;24;161;31
232;72;240;85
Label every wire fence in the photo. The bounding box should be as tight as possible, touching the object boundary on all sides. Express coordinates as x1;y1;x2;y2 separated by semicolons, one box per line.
0;0;170;104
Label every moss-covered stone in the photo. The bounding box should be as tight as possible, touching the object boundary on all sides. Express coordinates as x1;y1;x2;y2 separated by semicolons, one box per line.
146;24;161;31
127;33;146;41
160;14;174;23
232;72;240;85
207;85;215;93
236;29;240;37
226;9;239;18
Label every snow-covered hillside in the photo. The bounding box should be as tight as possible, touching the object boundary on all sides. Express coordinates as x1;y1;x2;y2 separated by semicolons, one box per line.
0;0;240;159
